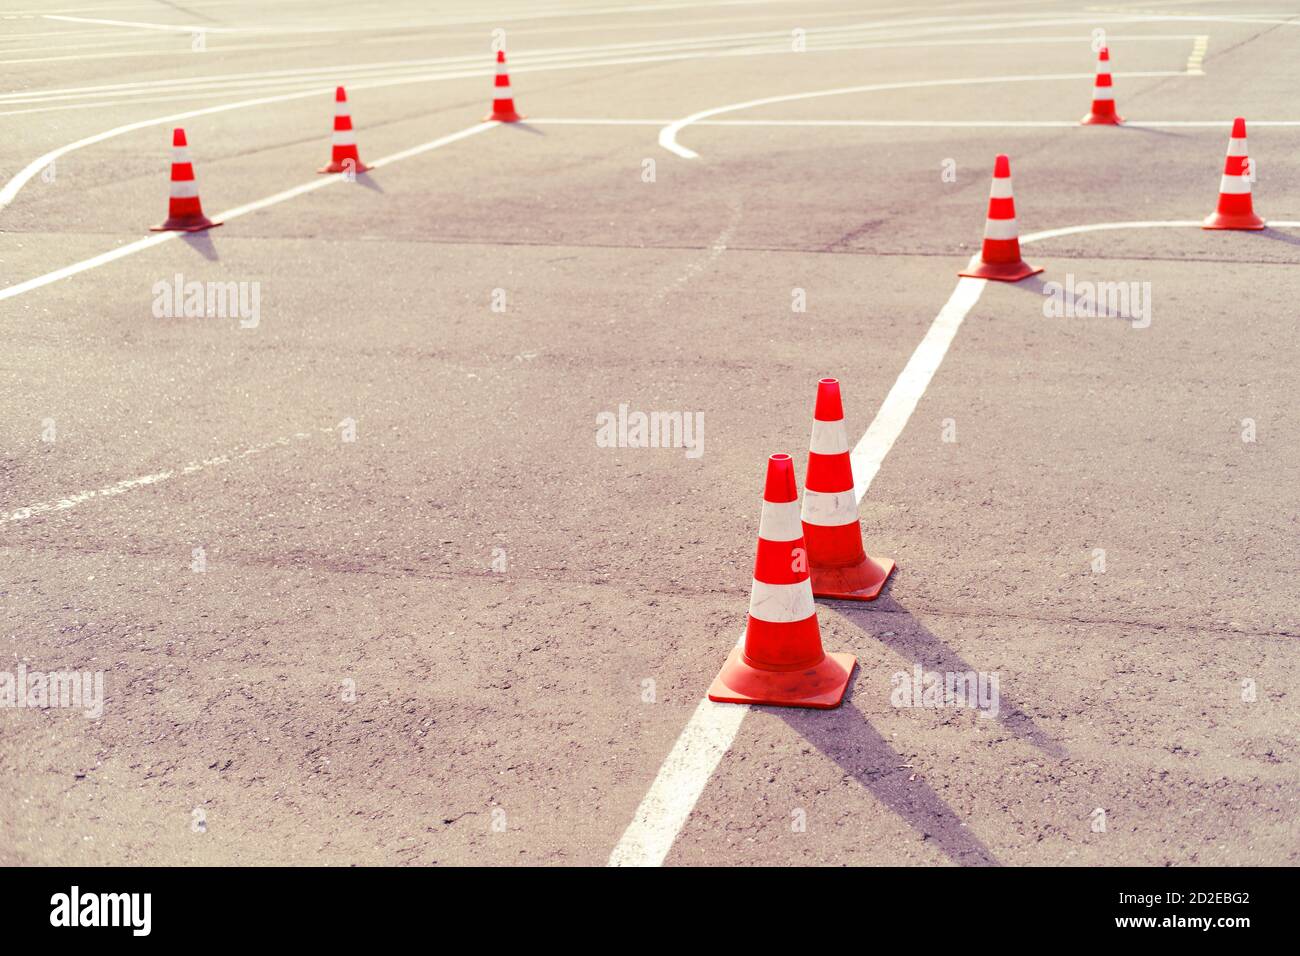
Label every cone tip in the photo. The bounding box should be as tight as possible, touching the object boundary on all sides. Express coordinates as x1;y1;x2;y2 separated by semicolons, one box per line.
1231;116;1246;138
335;86;347;101
813;378;844;422
763;454;797;504
172;127;187;147
993;154;1010;177
496;49;506;63
1099;46;1109;58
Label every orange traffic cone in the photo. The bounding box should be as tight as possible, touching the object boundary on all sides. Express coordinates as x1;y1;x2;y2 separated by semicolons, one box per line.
708;453;857;709
151;128;221;233
319;86;370;175
485;50;522;122
1081;46;1123;125
1203;117;1265;230
958;154;1042;282
802;378;895;601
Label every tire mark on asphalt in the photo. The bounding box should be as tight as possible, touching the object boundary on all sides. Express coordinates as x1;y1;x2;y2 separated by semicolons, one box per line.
648;197;744;305
2;427;334;525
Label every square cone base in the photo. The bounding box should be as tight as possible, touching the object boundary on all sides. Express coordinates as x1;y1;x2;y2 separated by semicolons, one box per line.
318;161;372;174
150;217;222;233
958;258;1043;282
1203;211;1265;230
1081;112;1123;125
485;109;523;122
708;648;857;709
810;554;895;602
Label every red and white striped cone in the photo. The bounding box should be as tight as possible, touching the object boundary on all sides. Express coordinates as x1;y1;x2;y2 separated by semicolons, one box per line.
485;50;523;123
958;154;1042;282
318;86;370;174
708;453;856;709
802;378;895;601
1203;117;1265;230
150;128;221;232
1081;46;1123;125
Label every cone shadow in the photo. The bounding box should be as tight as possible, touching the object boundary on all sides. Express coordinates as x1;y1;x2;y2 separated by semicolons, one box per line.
832;595;1068;762
776;685;1000;866
502;122;545;136
181;231;219;261
355;172;384;193
1251;226;1300;248
1009;272;1146;323
1113;124;1185;138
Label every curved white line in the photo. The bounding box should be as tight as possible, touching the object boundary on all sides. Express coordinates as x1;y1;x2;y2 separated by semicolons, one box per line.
3;31;844;211
2;45;1104;213
0;89;330;214
540;118;1300;129
1022;219;1300;243
0;13;1210;211
0;122;496;304
42;15;242;32
12;14;1140;107
658;70;1193;158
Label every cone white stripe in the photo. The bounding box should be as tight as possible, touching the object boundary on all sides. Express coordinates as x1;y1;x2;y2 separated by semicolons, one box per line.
1218;174;1251;195
984;217;1019;240
989;178;1013;199
493;86;513;99
331;131;355;146
748;579;816;624
809;419;848;455
171;147;192;164
334;104;351;118
758;499;803;543
800;488;859;527
169;181;199;198
1227;138;1248;157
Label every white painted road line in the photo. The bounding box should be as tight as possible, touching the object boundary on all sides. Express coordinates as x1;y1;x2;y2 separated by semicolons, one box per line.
607;697;749;867
2;428;333;525
658;71;1196;159
607;216;1300;867
0;122;496;304
41;15;242;33
850;278;986;504
1020;219;1300;243
0;29;1209;206
533;118;1300;129
609;277;990;869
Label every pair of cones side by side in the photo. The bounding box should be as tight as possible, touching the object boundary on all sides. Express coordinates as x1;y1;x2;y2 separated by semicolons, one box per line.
708;379;894;710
